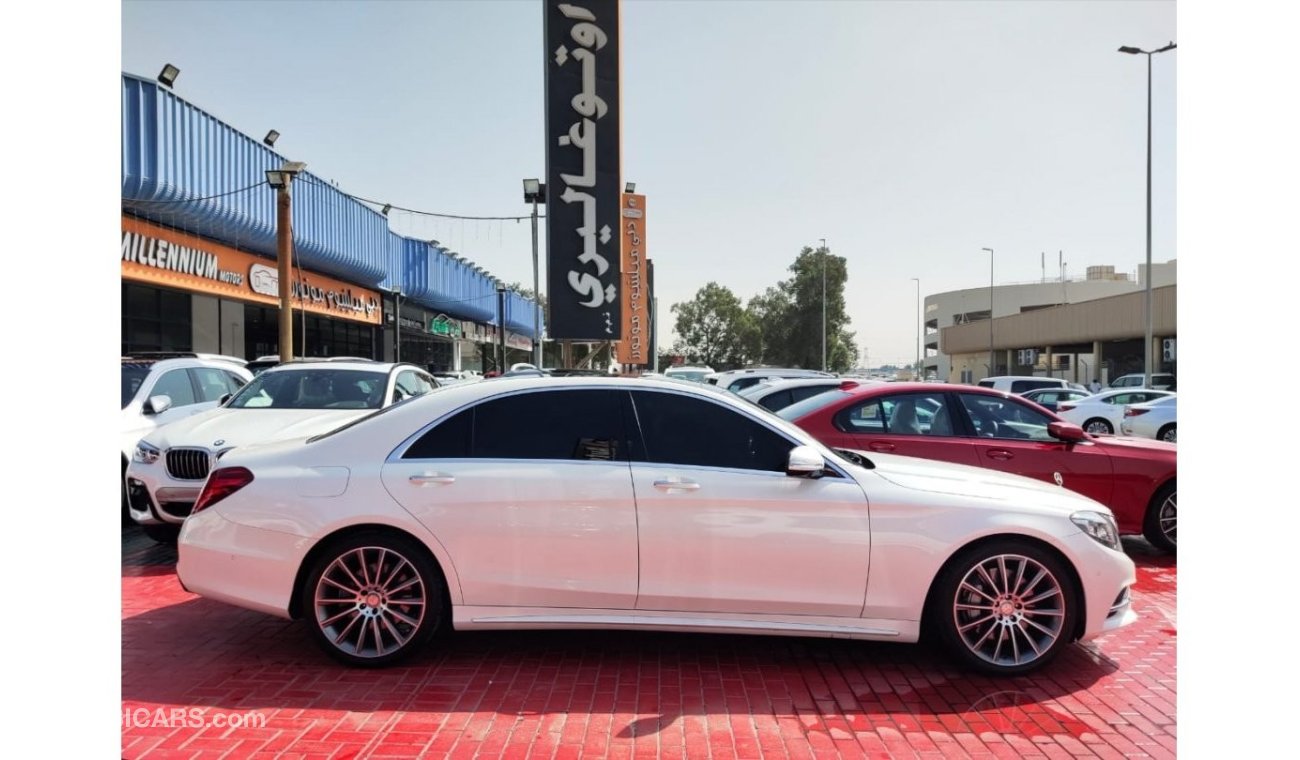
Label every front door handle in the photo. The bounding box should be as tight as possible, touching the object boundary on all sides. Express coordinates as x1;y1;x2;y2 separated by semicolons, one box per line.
867;442;896;452
986;449;1014;461
653;478;701;491
409;473;455;485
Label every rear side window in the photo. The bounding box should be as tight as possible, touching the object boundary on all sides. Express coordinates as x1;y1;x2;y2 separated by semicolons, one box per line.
1011;380;1059;393
977;379;996;388
757;390;793;411
727;377;763;392
404;389;625;461
630;391;793;473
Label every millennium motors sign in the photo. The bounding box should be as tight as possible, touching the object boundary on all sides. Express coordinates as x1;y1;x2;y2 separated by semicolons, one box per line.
544;0;622;340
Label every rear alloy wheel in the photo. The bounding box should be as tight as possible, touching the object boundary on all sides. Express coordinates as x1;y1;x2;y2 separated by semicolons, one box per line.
1157;424;1177;443
1143;482;1176;552
931;541;1077;676
302;532;444;667
1083;418;1113;435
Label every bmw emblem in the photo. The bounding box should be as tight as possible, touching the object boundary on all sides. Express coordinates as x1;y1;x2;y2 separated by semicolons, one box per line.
214;439;226;447
1053;472;1064;487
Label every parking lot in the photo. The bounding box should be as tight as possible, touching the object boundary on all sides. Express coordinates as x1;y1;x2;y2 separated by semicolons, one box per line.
122;526;1175;759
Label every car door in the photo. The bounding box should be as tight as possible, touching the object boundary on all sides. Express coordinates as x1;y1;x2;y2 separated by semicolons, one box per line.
953;392;1115;507
381;388;639;610
832;390;981;466
627;389;870;617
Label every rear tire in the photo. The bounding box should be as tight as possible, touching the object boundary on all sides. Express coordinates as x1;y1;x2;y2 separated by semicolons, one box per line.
928;539;1078;676
300;530;445;667
1083;418;1113;435
141;523;181;544
1143;481;1176;552
1157;424;1176;443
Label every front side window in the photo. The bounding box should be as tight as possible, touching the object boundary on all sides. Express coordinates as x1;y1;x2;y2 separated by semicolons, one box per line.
958;394;1055;441
630;391;793;472
151;369;197;408
191;367;234;403
228;369;388;409
395;370;435;401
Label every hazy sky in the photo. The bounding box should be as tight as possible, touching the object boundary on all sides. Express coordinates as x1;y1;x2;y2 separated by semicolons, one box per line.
121;0;1175;367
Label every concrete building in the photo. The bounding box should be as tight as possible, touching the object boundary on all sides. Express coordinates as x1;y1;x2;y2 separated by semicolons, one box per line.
924;261;1176;384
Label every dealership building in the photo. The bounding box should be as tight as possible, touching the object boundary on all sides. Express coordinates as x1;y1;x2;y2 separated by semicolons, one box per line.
924;262;1177;385
121;72;538;370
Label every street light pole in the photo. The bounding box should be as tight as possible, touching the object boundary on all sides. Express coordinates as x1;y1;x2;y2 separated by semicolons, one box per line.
911;277;921;380
819;238;827;371
981;247;994;377
265;161;307;363
523;179;546;368
1119;42;1176;389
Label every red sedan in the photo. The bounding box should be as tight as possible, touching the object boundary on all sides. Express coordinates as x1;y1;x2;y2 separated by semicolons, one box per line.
777;382;1176;551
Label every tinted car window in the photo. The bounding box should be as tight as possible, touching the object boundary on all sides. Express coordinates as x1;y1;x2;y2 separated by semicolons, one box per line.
789;385;832;404
151;369;197;407
472;389;625;461
977;380;996;388
777;389;852;422
835;399;884;434
404;407;472;459
631;391;793;472
1011;380;1059;393
958;394;1054;441
727;377;763;392
758;390;793;411
223;371;248;394
122;364;150;409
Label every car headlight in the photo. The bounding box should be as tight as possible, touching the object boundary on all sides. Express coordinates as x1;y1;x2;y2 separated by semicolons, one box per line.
133;441;161;465
1071;510;1121;551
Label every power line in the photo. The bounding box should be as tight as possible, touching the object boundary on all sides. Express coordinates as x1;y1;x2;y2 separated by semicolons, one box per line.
120;180;267;204
298;174;546;221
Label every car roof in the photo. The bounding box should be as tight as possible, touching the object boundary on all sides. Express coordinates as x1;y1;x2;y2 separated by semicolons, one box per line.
260;360;408;374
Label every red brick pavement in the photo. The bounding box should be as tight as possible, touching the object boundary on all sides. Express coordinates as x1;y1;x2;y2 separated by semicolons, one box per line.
122;528;1175;759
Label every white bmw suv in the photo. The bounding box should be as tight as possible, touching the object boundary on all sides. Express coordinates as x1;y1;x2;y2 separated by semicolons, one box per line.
126;360;440;542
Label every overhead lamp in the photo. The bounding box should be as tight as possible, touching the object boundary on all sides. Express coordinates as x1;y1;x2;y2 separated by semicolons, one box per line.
522;178;546;203
1117;46;1142;54
382;204;392;216
263;130;280;147
624;181;636;193
265;160;307;189
157;64;180;88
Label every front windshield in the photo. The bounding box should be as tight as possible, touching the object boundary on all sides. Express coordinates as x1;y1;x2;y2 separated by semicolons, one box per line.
666;370;710;382
122;365;150;409
777;389;852;422
227;369;388;410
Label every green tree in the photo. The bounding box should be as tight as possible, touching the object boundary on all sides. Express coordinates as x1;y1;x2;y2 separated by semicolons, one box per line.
744;285;793;366
782;246;856;373
670;282;754;370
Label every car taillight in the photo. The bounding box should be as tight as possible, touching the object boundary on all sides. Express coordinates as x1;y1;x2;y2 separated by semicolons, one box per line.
1057;403;1076;412
1124;408;1150;417
193;467;254;514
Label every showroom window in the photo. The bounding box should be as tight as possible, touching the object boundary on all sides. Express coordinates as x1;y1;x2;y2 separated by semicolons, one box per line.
122;283;191;354
629;391;792;473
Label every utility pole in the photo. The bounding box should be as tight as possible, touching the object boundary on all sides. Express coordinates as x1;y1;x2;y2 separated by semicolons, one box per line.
496;284;508;372
982;247;994;377
911;278;921;380
265;161;307;363
819;238;828;371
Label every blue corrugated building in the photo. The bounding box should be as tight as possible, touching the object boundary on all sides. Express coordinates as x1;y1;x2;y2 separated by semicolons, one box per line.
121;71;539;371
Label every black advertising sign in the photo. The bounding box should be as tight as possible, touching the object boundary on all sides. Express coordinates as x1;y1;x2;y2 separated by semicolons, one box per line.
544;0;621;340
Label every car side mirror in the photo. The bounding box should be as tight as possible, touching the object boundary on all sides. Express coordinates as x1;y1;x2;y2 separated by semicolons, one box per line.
787;445;826;478
218;393;232;406
1048;421;1087;443
143;395;173;415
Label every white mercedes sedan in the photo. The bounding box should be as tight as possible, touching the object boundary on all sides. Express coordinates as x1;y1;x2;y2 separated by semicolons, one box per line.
178;377;1136;676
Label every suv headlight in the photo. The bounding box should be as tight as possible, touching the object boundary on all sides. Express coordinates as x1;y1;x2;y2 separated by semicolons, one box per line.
133;441;161;465
1071;510;1121;551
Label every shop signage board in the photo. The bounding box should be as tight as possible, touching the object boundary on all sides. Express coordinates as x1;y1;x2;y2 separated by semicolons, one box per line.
544;0;621;340
615;193;649;366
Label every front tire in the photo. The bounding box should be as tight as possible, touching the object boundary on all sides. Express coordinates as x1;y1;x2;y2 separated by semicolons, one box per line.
1143;481;1177;552
929;540;1078;676
1083;418;1113;435
300;531;445;667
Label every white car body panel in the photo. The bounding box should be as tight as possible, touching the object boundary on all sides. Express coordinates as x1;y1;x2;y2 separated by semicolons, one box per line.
1120;396;1177;439
177;377;1136;653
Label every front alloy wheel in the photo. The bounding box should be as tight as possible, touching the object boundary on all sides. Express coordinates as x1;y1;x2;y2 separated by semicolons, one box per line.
1143;482;1177;552
303;533;444;666
932;542;1077;675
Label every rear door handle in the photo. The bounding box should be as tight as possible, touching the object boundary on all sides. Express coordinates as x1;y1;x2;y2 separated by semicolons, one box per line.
986;449;1014;461
867;442;896;452
653;478;701;491
409;473;455;485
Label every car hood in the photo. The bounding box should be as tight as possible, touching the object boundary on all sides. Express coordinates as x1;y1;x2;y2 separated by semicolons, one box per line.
844;449;1106;515
143;407;369;450
1090;434;1177;456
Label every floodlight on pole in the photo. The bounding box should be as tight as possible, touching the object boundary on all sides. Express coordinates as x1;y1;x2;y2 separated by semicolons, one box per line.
263;130;280;147
157;64;179;88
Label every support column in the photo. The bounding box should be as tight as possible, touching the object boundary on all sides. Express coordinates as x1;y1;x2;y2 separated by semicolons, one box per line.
1044;346;1053;378
1092;340;1105;385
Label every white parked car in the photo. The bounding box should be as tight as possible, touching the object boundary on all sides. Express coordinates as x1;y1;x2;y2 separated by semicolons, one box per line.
1120;395;1177;443
126;360;440;542
709;367;836;393
121;354;253;512
977;376;1083;394
663;365;715;383
1109;373;1176;391
178;377;1136;675
1056;389;1175;435
738;377;869;412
